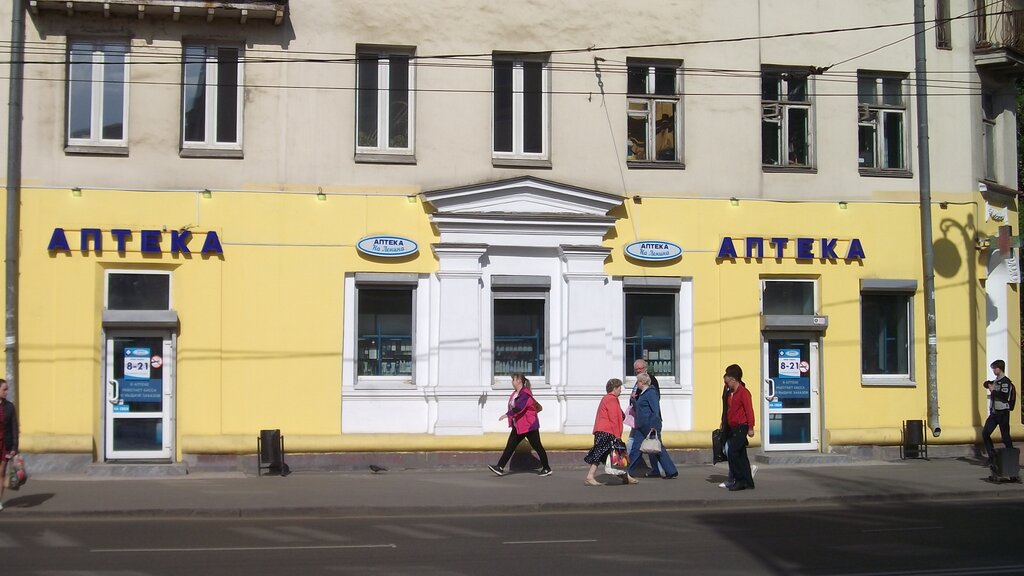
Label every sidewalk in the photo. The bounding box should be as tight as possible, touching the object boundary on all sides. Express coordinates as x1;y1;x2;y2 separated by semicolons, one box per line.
1;456;1021;518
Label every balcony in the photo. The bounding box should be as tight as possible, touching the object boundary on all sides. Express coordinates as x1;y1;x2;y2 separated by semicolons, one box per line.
974;0;1024;76
28;0;287;25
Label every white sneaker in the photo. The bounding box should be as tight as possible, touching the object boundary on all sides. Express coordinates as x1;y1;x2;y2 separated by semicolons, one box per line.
718;482;727;488
0;501;4;511
751;465;758;478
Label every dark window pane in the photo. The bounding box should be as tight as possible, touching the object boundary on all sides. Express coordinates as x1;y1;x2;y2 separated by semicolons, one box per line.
357;54;379;147
858;123;876;168
857;76;876;104
624;293;675;376
101;48;126;140
627;65;647;95
762;120;780;165
883;111;904;168
108;274;170;310
762;282;814;316
522;61;543;153
761;74;780;101
183;46;207;143
862;294;910;375
627;109;648;161
112;418;164;451
654;66;675;95
68;48;93;139
787;77;807;102
215;47;239;143
787;107;809;165
882;78;903;106
654;101;675;161
388;56;410;148
493;60;513;152
494;298;545;377
357;288;413;377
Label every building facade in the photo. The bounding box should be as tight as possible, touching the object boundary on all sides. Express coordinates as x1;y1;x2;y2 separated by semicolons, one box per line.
3;0;1021;467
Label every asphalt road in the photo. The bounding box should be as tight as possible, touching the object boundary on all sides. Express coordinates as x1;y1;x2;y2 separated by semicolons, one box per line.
4;496;1023;575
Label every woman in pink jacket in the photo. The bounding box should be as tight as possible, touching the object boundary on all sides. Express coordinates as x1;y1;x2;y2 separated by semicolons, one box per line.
584;378;637;486
488;373;552;477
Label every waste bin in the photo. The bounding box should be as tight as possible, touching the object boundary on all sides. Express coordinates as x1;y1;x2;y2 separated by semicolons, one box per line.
258;429;286;476
901;419;927;460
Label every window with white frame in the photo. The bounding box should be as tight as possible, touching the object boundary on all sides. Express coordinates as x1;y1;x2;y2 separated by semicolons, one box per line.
493;54;549;160
861;288;913;383
356;286;414;378
356;47;414;157
492;290;547;380
857;72;909;174
182;44;243;150
982;92;997;181
936;0;952;49
624;292;677;377
762;69;812;169
67;40;129;148
626;60;682;164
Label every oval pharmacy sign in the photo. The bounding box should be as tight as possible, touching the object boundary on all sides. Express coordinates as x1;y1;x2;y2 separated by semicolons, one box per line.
357;235;419;258
625;240;683;262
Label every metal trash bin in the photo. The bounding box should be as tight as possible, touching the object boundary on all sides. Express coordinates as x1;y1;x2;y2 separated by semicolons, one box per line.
901;419;928;460
258;429;288;476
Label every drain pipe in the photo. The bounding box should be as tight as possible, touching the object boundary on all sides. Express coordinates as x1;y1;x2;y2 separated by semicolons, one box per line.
914;0;940;437
5;0;25;403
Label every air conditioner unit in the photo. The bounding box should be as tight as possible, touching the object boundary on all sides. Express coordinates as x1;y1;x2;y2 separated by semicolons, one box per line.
857;103;873;123
761;103;781;120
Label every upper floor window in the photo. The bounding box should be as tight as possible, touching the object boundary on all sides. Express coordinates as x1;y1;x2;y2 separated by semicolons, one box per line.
857;72;910;176
493;54;549;162
67;41;129;150
182;44;243;153
356;47;415;160
106;271;171;310
626;60;682;165
762;69;812;169
982;92;997;181
936;0;952;49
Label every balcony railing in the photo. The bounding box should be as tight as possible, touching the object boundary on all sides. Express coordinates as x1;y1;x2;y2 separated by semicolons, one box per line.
28;0;287;25
974;0;1024;75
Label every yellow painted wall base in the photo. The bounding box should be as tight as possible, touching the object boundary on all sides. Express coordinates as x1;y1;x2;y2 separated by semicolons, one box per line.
21;434;93;453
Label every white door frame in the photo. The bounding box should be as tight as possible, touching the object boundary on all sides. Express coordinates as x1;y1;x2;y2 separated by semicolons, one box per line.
103;330;175;460
761;335;820;451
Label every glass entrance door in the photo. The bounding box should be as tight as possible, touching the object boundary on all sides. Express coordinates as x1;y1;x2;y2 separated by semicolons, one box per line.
104;332;174;460
761;337;819;451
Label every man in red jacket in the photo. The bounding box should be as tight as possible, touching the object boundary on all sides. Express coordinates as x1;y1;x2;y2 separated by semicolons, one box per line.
724;364;756;491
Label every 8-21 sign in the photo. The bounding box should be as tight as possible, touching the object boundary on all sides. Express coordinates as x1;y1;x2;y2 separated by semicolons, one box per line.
124;347;152;380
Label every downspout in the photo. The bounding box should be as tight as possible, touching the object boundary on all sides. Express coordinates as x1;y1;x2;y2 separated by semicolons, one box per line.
914;0;941;436
6;0;24;403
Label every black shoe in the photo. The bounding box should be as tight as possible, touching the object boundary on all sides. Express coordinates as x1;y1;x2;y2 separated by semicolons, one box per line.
728;482;749;491
644;472;662;478
538;468;553;477
487;465;505;477
664;473;679;479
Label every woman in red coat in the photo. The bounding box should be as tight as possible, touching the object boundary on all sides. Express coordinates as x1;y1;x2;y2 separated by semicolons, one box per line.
584;378;637;486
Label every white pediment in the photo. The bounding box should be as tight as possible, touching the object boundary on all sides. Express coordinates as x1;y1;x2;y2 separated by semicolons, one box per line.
423;177;623;217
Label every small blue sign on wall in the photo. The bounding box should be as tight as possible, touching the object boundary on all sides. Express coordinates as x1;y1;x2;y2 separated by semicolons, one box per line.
356;235;419;258
624;240;683;262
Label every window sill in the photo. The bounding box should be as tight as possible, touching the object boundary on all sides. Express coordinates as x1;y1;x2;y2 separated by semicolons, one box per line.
492;158;552;169
762;165;817;174
627;161;685;170
859;168;912;179
180;148;244;159
354;377;416;390
355;153;417;165
861;377;916;387
65;144;129;156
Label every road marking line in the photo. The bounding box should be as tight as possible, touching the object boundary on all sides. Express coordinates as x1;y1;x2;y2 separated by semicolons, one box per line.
861;526;943;533
92;543;396;553
503;539;597;545
374;525;444;540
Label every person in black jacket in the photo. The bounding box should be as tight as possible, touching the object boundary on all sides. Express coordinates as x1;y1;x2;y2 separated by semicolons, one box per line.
0;379;19;511
982;359;1014;467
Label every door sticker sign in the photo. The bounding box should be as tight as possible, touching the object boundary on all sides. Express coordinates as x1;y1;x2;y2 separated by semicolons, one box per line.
124;347;151;380
778;349;801;378
151;355;163;369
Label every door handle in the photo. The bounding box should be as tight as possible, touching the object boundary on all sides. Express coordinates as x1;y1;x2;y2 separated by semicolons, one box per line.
107;379;122;405
765;378;776;402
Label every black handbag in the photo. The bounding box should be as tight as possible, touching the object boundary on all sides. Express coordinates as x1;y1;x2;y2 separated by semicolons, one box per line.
711;429;727;464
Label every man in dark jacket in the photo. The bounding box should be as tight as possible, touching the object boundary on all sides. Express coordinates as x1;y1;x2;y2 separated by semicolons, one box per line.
982;359;1014;467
